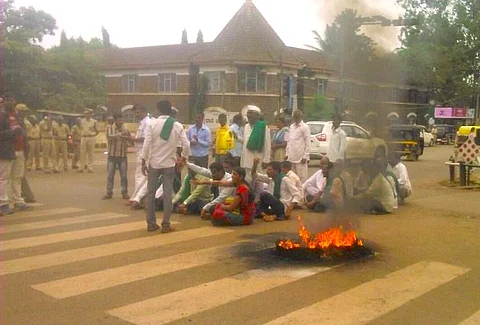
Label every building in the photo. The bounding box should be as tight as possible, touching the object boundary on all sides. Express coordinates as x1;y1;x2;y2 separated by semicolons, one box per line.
98;0;429;125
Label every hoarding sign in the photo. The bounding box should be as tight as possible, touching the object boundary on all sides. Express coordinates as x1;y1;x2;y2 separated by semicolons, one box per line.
435;107;452;118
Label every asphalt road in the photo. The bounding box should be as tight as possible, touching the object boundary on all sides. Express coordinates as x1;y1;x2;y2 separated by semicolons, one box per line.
2;145;480;325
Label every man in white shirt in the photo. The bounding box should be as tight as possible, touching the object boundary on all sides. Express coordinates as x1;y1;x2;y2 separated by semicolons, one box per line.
127;104;151;207
252;158;303;221
303;170;326;202
241;106;271;173
186;161;236;219
141;100;189;233
286;110;310;183
389;153;412;204
326;114;346;164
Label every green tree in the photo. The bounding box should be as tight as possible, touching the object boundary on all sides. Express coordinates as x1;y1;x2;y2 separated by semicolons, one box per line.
60;29;67;46
181;29;188;44
101;26;111;48
309;9;376;70
304;94;335;121
196;29;204;43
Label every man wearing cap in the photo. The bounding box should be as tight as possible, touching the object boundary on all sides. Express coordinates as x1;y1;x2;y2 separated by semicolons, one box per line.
241;106;271;172
78;109;98;173
39;114;57;174
71;118;82;169
26;115;41;171
53;116;70;172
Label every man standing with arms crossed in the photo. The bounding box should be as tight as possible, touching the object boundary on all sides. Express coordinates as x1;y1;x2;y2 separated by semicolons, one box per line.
141;100;189;233
78;109;98;173
286;110;310;183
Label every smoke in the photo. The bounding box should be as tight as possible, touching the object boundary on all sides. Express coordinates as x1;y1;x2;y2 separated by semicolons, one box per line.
314;0;405;52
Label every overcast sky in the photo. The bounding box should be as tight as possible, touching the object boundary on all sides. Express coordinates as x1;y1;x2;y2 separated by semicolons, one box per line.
14;0;405;51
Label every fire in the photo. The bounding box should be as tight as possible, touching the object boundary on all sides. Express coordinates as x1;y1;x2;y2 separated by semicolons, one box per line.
277;216;363;250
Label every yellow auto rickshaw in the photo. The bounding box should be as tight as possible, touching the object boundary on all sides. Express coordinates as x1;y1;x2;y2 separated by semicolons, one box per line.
388;125;424;161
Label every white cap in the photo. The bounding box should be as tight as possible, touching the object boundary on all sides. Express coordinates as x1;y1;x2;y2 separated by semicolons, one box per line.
247;105;261;113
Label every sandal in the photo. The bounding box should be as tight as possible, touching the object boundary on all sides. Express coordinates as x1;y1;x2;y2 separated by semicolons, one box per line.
262;215;277;222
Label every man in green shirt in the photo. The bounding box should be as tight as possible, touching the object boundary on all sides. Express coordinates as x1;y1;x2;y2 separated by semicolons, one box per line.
173;170;213;215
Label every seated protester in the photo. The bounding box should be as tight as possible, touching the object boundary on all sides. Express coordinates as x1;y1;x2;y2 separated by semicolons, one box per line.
212;167;255;226
252;158;303;222
172;169;213;215
186;161;236;219
222;156;237;174
389;153;412;204
352;158;396;214
335;159;354;201
281;161;303;196
308;156;348;212
354;162;371;195
304;158;327;210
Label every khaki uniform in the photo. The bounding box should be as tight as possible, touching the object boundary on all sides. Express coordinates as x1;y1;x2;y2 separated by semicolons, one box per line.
80;118;97;171
39;119;57;172
25;120;41;170
54;123;70;171
71;124;82;169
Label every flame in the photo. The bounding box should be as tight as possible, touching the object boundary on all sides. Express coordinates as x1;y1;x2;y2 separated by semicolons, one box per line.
278;216;363;250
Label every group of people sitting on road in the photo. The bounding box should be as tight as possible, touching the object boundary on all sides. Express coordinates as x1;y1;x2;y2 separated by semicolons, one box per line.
119;100;413;233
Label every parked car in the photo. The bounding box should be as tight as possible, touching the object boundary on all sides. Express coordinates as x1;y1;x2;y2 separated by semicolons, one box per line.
306;121;387;162
421;126;435;147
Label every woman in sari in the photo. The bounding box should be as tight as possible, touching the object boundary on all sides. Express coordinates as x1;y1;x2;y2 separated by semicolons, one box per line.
212;167;255;226
271;115;289;161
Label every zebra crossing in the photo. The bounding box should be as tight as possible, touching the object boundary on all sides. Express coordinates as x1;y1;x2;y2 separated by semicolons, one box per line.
2;206;479;325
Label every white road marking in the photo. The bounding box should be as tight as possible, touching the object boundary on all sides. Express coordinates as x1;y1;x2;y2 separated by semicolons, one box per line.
0;207;85;221
33;242;273;299
0;212;129;234
0;227;233;276
264;261;470;325
459;310;480;325
107;265;335;325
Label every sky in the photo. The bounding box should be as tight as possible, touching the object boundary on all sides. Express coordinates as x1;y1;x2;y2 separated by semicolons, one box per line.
14;0;406;51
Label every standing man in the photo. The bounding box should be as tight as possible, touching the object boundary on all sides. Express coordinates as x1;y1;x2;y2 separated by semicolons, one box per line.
286;110;310;183
186;112;211;168
26;115;41;171
78;109;98;173
326;114;346;164
0;97;16;216
214;113;234;163
241;106;271;173
39;114;57;174
228;114;243;167
53;116;70;172
70;118;82;169
3;93;31;211
141;100;189;233
103;114;131;200
130;104;151;203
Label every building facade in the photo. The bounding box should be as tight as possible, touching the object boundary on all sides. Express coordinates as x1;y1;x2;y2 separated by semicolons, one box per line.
98;0;429;125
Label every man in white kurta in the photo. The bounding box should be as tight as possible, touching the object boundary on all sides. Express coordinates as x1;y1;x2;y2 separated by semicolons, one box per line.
326;114;346;164
241;106;271;172
286;110;310;182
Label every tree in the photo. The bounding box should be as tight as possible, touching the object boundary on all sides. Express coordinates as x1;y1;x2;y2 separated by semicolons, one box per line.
309;9;376;71
304;94;335;121
196;29;204;43
60;29;67;46
101;26;111;48
181;29;188;44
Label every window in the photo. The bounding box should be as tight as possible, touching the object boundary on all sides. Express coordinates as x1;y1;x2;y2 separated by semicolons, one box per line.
340;125;355;137
317;79;328;95
158;73;177;92
122;75;138;93
238;70;266;93
352;126;370;139
408;89;418;103
389;87;400;102
204;71;224;93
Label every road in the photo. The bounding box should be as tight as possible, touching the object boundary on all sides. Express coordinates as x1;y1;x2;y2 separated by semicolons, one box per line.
2;145;480;325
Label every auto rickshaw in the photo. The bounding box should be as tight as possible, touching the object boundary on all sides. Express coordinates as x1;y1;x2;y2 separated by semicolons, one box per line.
387;125;424;161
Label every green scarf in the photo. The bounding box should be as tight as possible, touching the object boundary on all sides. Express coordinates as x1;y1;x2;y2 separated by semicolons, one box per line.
246;120;267;152
273;173;286;199
160;117;175;140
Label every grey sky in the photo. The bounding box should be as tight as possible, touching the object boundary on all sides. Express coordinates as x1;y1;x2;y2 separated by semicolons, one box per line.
15;0;405;50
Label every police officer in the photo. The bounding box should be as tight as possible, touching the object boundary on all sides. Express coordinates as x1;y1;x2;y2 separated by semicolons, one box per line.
53;116;70;172
78;109;98;173
39;115;57;174
71;118;82;169
25;115;41;171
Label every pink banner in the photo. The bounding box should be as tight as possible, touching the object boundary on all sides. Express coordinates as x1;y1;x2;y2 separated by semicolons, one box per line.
435;107;452;118
453;108;466;118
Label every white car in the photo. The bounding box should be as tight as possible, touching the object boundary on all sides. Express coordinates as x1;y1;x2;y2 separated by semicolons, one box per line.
420;126;435;147
307;121;387;162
